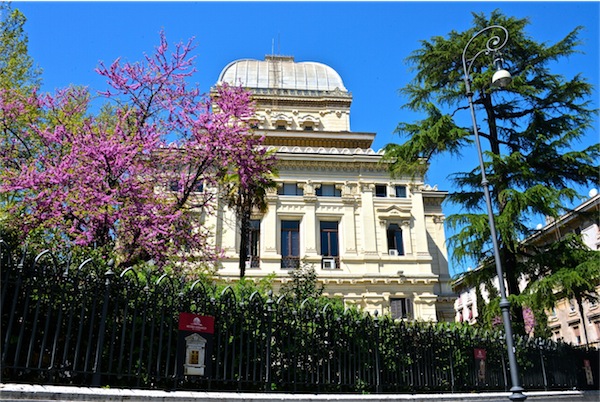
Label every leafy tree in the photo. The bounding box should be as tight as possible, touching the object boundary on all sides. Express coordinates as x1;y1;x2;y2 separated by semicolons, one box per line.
0;31;273;272
222;153;276;278
0;2;42;248
280;260;325;301
525;233;600;345
384;10;599;333
0;2;40;91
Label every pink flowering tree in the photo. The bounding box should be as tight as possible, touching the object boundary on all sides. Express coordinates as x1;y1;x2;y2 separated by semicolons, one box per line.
0;32;274;271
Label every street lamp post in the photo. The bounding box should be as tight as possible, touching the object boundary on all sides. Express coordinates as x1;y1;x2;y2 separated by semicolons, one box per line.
461;25;527;402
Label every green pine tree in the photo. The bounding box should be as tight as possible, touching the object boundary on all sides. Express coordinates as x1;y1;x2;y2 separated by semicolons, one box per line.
384;10;599;335
525;233;599;344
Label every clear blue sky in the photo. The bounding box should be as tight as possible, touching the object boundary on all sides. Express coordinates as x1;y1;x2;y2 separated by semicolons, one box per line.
13;1;599;275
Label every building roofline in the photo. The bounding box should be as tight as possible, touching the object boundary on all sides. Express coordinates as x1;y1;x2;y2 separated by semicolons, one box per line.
525;194;600;244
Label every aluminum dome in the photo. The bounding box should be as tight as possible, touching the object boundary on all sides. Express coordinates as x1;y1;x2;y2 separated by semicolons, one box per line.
217;55;347;92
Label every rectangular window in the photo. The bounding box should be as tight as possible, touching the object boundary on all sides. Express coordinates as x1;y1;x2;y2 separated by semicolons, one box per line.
320;221;339;256
390;298;411;319
395;185;407;198
375;185;387;197
573;326;581;345
246;219;260;268
194;181;204;193
387;224;404;255
316;184;341;197
553;330;561;342
281;220;300;268
278;183;304;196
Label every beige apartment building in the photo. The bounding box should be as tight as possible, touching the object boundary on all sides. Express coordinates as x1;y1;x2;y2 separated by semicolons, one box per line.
207;55;455;321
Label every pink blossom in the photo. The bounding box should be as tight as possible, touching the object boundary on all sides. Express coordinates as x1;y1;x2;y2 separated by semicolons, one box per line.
522;306;536;335
1;32;275;272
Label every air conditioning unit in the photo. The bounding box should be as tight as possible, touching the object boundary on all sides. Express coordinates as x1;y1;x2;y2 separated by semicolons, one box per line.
388;249;398;256
322;258;336;270
245;258;252;269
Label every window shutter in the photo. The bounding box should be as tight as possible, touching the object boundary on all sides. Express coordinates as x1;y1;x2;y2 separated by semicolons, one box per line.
406;298;413;319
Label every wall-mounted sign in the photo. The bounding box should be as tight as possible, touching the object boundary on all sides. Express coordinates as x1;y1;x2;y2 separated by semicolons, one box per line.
177;313;214;377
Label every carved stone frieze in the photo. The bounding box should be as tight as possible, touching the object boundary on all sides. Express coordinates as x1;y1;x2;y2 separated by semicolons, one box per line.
277;159;388;173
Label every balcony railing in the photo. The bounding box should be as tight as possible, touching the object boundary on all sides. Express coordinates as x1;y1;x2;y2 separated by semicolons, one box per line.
246;256;260;269
281;256;300;269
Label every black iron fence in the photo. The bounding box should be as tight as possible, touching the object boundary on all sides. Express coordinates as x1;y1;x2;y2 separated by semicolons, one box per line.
1;243;598;393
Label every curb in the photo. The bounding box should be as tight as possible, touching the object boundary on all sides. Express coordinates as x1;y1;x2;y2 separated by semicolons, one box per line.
0;384;597;402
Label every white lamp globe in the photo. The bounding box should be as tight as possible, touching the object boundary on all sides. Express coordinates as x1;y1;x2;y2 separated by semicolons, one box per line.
492;68;512;87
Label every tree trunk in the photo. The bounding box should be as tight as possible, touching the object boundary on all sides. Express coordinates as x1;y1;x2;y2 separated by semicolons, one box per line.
576;296;590;347
503;247;526;335
483;94;527;335
238;208;250;279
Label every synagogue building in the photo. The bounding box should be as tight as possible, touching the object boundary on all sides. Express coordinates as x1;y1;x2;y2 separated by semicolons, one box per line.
208;55;454;321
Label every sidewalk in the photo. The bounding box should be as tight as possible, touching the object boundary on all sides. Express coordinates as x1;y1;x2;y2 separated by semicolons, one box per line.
1;383;599;402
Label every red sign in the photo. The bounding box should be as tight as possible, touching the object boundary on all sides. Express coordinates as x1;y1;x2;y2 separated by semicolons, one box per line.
178;313;214;334
474;348;487;360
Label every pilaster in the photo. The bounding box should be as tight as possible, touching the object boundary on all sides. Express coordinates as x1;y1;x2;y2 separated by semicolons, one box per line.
410;184;431;257
301;181;318;255
360;183;378;255
263;188;279;255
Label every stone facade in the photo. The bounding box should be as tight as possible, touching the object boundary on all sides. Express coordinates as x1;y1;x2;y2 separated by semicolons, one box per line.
209;55;455;321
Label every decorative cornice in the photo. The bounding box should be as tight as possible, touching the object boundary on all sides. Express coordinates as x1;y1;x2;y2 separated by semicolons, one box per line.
377;204;411;215
264;145;384;156
424;197;446;206
249;87;353;100
277;159;389;173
